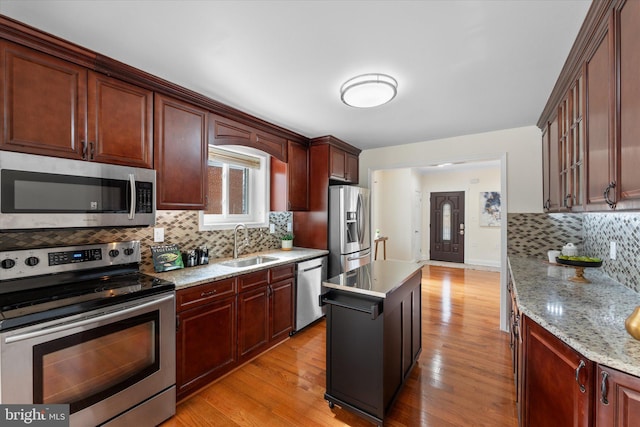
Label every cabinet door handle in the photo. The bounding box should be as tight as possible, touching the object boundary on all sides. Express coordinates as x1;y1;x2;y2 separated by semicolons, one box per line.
604;182;617;209
82;140;88;160
575;360;586;393
544;199;551;210
600;370;609;405
564;194;572;208
89;141;95;160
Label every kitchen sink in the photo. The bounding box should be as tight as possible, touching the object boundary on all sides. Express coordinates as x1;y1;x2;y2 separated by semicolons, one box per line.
219;255;279;268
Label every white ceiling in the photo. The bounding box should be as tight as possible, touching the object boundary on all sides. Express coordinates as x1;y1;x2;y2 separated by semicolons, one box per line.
0;0;591;151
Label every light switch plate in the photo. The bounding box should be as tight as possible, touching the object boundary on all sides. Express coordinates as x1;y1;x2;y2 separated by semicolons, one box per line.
154;227;165;243
610;241;616;260
269;224;275;234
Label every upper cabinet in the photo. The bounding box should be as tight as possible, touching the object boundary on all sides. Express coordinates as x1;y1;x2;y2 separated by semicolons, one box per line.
271;141;309;211
154;93;208;210
329;145;359;184
87;72;153;168
540;0;640;211
209;114;287;162
0;41;153;168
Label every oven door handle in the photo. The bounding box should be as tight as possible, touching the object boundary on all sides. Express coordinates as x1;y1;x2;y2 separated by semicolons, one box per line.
4;294;173;344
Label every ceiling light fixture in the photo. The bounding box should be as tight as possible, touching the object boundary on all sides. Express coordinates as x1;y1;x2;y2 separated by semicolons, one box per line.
340;73;398;108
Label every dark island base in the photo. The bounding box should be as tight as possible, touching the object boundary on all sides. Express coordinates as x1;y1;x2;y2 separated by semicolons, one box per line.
322;266;422;426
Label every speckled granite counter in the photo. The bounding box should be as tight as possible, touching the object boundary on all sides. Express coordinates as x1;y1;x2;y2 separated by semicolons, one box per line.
145;247;328;289
508;256;640;377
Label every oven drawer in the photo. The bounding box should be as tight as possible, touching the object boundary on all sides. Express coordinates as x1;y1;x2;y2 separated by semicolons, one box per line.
176;277;237;311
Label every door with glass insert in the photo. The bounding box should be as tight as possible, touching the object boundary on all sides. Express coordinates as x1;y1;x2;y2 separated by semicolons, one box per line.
430;191;465;263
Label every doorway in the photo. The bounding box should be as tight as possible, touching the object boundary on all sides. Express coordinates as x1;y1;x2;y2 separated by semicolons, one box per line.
430;191;465;263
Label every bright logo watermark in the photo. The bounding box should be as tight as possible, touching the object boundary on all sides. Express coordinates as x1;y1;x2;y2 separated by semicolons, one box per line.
1;405;69;426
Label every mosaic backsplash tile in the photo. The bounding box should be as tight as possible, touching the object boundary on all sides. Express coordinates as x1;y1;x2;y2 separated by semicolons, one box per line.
1;211;293;273
582;213;640;292
507;213;583;258
508;212;640;293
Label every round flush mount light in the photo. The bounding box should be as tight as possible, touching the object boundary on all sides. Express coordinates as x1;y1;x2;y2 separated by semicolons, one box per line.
340;73;398;108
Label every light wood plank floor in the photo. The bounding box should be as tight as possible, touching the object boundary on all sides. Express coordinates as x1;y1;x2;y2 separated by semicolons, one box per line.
161;266;518;426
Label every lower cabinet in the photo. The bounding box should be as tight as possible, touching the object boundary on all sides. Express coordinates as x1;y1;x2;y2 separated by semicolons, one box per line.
521;315;594;427
596;364;640;427
176;263;295;400
176;278;237;401
238;264;295;363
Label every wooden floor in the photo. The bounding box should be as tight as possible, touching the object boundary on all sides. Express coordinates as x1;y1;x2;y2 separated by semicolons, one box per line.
161;266;518;426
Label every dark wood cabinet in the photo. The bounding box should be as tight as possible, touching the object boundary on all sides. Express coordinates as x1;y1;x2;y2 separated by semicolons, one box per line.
175;278;237;401
270;141;309;211
542;116;561;212
0;41;153;168
507;269;523;423
329;145;358;184
209;113;287;162
584;15;613;209
294;136;360;249
154;93;208;210
0;41;86;159
540;0;640;212
87;71;153;168
522;315;593;427
238;264;294;363
269;277;294;341
596;364;640;427
614;0;640;209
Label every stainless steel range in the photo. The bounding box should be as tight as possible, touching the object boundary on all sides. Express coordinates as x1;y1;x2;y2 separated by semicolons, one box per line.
0;241;176;427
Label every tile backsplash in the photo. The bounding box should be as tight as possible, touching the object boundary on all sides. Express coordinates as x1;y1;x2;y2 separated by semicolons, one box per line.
508;212;640;292
1;211;293;273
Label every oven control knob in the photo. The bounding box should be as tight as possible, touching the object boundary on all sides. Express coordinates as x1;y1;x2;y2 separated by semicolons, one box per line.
25;256;39;267
124;248;134;256
109;249;120;258
1;259;16;269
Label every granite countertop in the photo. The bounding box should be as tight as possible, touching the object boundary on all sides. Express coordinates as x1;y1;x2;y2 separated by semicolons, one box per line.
508;255;640;377
323;260;423;298
145;247;328;290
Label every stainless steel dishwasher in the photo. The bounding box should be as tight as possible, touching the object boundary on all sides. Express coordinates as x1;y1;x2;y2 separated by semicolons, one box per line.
295;256;328;332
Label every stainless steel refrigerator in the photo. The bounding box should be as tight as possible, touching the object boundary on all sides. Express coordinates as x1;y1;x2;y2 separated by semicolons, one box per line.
328;185;371;278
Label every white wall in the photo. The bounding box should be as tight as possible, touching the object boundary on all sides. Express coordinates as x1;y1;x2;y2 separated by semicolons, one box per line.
421;165;501;267
371;168;420;261
359;126;542;213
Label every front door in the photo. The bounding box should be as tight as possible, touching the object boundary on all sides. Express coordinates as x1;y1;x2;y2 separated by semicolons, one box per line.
430;191;465;263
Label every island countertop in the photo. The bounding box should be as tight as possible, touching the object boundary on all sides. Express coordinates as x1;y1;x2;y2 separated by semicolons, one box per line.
509;255;640;377
323;260;423;298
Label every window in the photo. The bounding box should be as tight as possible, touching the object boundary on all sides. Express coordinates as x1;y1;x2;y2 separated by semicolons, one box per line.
199;145;269;230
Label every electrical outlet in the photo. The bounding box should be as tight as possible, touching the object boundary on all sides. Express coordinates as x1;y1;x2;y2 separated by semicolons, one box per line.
269;223;275;234
154;227;164;243
287;222;292;232
610;241;617;260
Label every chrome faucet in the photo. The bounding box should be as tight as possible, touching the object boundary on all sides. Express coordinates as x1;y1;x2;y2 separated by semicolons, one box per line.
233;223;249;258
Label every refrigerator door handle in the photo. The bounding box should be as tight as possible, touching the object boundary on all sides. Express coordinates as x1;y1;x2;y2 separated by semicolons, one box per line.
347;250;371;261
357;193;364;244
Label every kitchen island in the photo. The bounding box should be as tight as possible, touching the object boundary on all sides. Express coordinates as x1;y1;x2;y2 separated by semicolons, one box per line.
321;260;423;426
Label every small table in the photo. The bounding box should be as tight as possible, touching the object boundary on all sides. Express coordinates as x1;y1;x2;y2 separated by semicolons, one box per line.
374;237;388;260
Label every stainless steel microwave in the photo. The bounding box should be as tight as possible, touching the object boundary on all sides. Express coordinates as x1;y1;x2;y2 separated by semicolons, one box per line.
0;151;156;230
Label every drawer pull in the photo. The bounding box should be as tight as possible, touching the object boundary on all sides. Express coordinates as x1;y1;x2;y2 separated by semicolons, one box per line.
201;290;217;297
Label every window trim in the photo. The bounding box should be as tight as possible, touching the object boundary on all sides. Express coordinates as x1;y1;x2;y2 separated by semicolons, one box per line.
198;145;270;231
